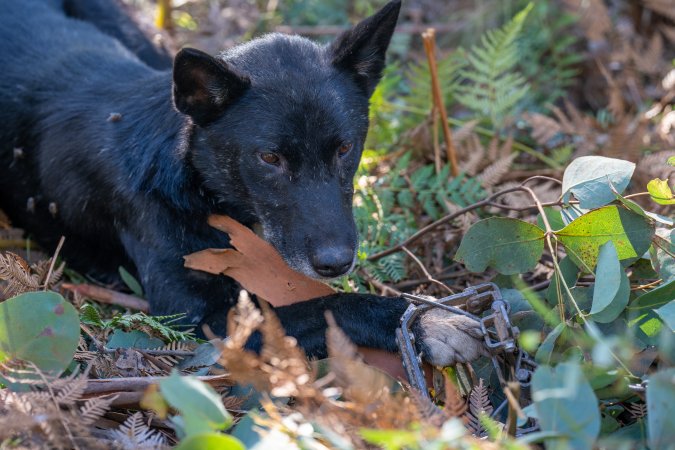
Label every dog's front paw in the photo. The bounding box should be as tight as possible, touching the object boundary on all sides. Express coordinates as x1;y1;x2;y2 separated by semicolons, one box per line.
413;309;488;367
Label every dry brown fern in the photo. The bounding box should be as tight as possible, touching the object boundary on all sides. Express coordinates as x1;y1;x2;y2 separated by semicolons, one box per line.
563;0;611;42
628;402;648;419
0;364;116;449
217;291;319;399
465;378;494;436
0;251;65;297
108;412;169;450
643;0;675;22
0;252;40;296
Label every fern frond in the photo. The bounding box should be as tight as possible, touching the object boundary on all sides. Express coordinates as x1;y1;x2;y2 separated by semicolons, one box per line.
110;412;167;449
80;395;118;425
628;402;648;419
54;373;89;406
478;153;517;188
0;252;40;296
466;378;493;435
455;4;533;128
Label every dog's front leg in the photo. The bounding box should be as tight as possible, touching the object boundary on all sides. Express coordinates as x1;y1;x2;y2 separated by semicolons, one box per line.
118;231;237;330
274;293;488;366
272;293;408;358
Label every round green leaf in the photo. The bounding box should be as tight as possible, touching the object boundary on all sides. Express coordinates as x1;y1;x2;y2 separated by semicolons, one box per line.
532;362;600;450
654;300;675;332
0;291;79;373
175;433;245;450
647;178;675;205
647;368;675;450
454;217;545;275
159;371;231;437
651;229;675;283
555;206;654;271
590;242;630;323
561;156;635;209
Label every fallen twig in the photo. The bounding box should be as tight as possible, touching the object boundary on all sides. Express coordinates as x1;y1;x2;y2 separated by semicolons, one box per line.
62;283;150;312
82;374;233;397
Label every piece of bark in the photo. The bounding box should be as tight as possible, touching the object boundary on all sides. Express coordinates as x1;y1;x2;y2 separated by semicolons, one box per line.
184;215;334;307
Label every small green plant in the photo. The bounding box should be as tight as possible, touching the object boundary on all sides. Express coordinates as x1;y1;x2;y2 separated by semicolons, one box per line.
455;3;533;128
80;306;195;343
454;155;673;448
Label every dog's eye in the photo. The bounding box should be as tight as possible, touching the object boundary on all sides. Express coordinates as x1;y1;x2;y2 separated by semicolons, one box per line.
338;143;353;157
259;152;281;166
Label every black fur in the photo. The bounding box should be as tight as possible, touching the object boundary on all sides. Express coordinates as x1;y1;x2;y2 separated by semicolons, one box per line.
0;0;410;357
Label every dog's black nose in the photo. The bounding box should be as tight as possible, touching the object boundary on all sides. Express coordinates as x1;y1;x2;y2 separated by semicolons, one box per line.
311;247;354;278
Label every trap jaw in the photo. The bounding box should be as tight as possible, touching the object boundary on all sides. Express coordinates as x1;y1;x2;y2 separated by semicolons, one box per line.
396;283;537;429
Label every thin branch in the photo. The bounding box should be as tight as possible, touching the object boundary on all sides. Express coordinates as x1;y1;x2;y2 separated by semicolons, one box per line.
358;269;402;296
401;246;454;294
44;236;65;290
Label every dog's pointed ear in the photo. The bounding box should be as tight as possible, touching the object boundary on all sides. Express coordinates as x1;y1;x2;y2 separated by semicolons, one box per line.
328;0;401;96
173;48;250;125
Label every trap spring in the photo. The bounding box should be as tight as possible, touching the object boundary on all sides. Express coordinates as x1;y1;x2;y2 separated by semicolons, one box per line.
396;283;538;432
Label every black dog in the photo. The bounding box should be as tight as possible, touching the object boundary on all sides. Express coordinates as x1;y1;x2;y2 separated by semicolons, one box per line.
0;0;484;366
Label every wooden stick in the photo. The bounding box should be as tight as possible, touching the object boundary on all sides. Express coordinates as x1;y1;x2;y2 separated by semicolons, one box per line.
61;283;150;312
82;374;233;396
422;28;459;177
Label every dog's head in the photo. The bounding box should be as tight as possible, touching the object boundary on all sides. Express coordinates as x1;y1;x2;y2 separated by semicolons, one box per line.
173;1;400;279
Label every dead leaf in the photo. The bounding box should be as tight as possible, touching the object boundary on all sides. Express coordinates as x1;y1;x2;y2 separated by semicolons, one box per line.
183;215;335;307
186;217;415;383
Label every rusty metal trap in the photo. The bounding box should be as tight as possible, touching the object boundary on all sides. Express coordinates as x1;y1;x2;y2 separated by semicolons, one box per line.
396;283;538;435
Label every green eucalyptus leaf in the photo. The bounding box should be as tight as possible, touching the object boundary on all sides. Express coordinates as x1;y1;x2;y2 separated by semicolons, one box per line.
628;279;675;313
532;362;600;450
118;266;144;297
537;207;566;232
561;156;635;209
106;330;164;349
535;323;566;364
0;291;79;374
546;256;579;306
655;300;675;332
647;178;675;205
175;433;245;450
159;371;232;437
555;206;654;271
454;217;545;274
590;242;630;323
647;368;675;450
651;228;675;283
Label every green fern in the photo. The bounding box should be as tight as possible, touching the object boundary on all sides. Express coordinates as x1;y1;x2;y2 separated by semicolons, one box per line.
517;2;582;108
455;3;533;128
103;312;196;342
401;52;466;118
350;154;488;290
